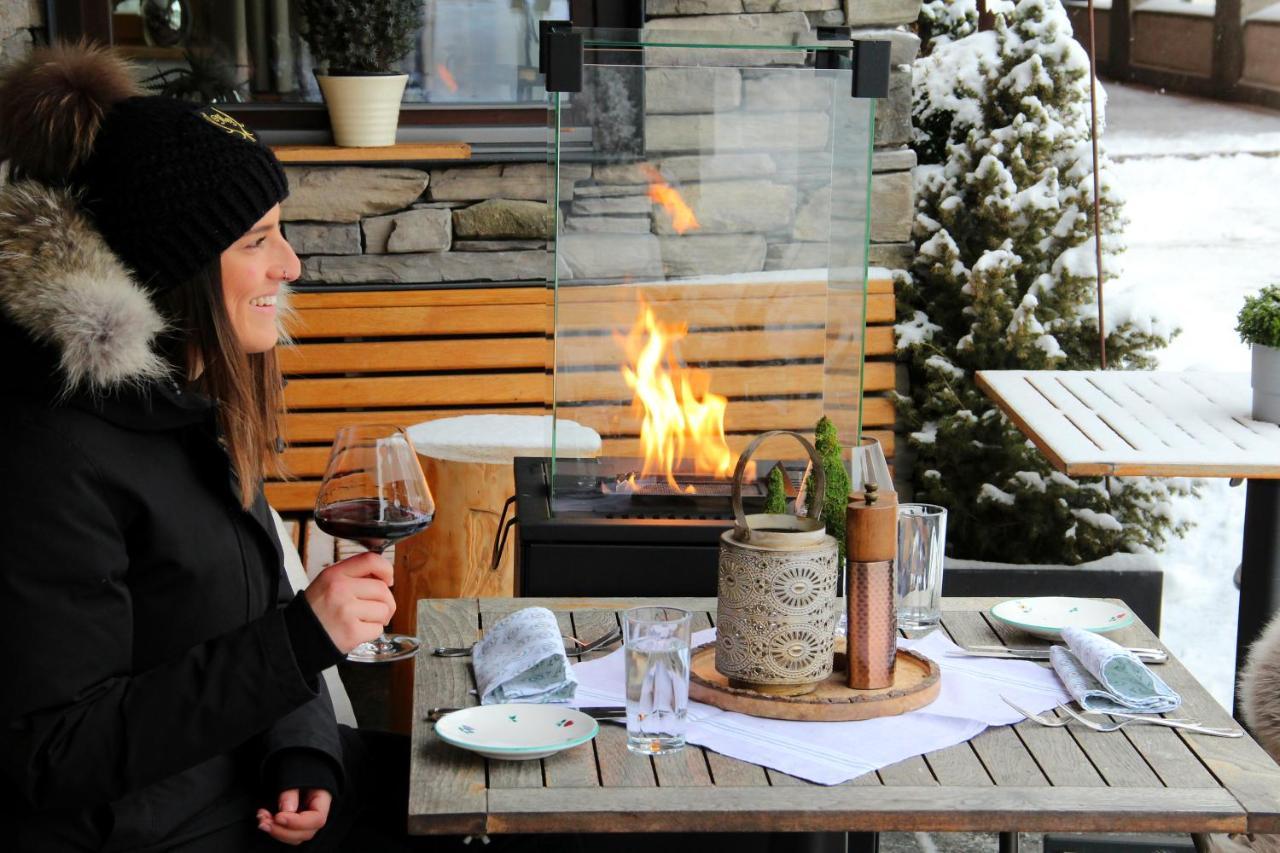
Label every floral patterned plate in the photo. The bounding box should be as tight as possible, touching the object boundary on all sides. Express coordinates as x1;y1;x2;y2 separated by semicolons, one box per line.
990;596;1134;640
433;704;599;761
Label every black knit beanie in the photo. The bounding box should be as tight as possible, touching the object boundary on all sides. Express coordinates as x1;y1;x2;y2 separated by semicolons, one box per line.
73;97;289;291
0;43;287;292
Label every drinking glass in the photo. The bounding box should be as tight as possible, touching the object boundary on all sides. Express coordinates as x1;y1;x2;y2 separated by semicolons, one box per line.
896;504;948;633
314;424;434;663
623;606;692;755
851;437;895;495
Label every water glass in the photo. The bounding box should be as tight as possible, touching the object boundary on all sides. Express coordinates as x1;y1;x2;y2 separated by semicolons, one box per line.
623;606;692;755
896;504;948;633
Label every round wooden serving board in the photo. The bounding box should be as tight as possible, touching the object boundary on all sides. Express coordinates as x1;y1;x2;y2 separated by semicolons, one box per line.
688;640;941;721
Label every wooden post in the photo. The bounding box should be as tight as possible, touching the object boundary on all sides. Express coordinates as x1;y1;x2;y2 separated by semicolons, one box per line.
1214;0;1245;96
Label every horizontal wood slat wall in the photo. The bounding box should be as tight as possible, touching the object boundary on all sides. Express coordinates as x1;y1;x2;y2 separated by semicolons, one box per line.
267;278;899;511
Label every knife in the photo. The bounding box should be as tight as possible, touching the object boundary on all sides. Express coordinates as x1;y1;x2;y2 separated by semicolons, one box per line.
948;645;1168;664
425;705;626;723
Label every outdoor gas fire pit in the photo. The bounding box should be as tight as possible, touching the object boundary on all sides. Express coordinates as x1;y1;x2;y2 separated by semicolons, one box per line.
515;24;889;596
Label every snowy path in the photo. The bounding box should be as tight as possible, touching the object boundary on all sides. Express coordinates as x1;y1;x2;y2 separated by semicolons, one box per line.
1106;83;1280;709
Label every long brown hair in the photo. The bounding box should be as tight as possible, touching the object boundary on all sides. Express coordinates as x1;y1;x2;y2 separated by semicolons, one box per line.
154;261;289;508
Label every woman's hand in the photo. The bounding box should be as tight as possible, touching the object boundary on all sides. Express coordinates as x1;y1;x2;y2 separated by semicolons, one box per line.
302;552;396;653
256;788;331;845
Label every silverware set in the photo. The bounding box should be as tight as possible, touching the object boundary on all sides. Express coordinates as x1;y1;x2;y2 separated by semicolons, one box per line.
948;645;1168;664
425;705;625;724
431;625;622;658
999;694;1242;738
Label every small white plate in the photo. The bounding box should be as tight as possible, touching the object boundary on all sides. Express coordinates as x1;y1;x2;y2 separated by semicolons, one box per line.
433;704;599;761
989;596;1134;640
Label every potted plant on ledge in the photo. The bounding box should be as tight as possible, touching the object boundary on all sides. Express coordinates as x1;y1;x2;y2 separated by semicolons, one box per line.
298;0;425;147
1237;285;1280;424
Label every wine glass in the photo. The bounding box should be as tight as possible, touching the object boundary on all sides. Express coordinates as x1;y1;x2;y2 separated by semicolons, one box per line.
314;424;434;663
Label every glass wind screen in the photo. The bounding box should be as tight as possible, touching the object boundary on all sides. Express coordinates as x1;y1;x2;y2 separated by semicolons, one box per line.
548;33;874;508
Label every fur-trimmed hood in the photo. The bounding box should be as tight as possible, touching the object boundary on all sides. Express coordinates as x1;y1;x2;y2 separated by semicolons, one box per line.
0;180;168;395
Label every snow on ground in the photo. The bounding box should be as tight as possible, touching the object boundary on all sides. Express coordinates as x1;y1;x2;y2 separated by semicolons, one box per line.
1105;83;1280;709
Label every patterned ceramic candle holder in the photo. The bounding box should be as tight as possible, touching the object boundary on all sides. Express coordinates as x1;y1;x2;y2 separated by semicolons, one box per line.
715;430;840;697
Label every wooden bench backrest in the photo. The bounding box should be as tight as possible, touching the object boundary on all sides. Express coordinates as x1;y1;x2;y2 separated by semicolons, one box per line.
268;280;896;511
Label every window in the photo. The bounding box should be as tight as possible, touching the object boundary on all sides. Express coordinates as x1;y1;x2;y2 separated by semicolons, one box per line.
101;0;569;106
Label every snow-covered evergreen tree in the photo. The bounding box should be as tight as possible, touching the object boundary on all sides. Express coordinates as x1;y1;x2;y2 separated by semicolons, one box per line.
898;0;1193;564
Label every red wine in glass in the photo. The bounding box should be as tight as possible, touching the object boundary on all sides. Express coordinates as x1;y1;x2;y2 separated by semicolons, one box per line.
314;499;432;554
314;425;434;663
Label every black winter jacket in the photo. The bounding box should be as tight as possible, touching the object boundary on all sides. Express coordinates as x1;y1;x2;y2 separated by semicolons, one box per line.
0;182;346;851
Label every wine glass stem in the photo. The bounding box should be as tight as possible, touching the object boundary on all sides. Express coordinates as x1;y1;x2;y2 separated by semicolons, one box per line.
370;543;393;647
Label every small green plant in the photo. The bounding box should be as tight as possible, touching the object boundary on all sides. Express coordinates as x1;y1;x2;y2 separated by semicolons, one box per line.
297;0;424;73
764;466;788;514
1237;285;1280;349
805;417;851;564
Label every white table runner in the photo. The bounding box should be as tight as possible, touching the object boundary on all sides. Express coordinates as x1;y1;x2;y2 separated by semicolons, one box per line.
572;629;1070;785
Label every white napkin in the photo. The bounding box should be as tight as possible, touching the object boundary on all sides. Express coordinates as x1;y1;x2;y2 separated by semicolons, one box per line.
571;628;1069;786
472;607;578;705
1049;625;1180;714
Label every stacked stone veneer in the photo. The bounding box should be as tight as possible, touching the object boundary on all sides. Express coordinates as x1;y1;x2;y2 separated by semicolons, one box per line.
285;0;920;286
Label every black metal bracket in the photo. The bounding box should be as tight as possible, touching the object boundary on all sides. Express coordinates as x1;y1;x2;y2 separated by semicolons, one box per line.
852;40;892;99
538;20;570;74
540;20;583;93
814;26;851;71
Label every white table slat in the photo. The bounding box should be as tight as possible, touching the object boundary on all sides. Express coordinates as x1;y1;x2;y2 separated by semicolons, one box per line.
1054;373;1172;452
1118;373;1238;452
1151;374;1275;451
1026;374;1136;453
977;371;1280;478
977;373;1106;469
1079;373;1204;450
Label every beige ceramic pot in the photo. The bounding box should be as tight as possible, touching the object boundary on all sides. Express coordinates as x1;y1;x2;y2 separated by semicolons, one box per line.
315;72;408;147
715;430;840;697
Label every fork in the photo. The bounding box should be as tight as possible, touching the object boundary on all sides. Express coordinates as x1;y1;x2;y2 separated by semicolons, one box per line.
999;695;1242;737
431;625;622;658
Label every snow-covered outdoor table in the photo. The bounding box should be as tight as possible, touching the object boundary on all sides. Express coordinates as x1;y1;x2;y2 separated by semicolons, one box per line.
977;370;1280;714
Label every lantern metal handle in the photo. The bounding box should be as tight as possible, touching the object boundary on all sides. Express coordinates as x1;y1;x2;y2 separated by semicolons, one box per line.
730;429;827;544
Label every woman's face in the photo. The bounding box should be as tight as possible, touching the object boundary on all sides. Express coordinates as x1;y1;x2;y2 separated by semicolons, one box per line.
219;204;300;354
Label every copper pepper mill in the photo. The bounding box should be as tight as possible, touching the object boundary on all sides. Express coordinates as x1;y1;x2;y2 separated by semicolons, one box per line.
845;483;898;689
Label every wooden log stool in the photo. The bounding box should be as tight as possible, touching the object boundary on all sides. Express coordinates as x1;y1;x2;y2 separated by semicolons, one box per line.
388;415;600;731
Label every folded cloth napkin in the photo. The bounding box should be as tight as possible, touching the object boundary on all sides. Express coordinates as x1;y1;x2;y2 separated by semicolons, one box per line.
472;606;578;705
1049;625;1180;714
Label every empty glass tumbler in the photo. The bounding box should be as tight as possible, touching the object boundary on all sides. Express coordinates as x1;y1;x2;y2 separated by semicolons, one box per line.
896;504;948;632
623;606;692;755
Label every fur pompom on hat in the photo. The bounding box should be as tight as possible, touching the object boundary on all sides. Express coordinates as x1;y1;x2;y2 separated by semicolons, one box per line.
0;41;140;185
0;41;288;292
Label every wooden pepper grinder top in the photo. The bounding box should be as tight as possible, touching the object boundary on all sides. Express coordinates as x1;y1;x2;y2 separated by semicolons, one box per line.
845;483;898;689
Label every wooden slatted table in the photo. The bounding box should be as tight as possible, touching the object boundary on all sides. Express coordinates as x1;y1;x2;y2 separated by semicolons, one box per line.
409;596;1280;843
977;370;1280;711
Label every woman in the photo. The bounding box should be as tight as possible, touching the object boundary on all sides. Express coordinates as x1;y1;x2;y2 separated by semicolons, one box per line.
0;43;407;851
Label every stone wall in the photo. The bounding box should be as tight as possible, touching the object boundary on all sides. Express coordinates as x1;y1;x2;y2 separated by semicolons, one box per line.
0;1;41;66
288;0;921;286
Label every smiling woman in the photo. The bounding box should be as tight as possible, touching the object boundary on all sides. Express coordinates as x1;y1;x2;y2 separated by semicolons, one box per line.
0;42;445;852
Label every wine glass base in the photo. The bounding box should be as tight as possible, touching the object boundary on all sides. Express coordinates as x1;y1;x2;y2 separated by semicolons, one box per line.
346;634;420;663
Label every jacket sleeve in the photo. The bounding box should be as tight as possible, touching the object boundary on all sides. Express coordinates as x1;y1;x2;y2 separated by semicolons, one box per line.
0;421;331;811
259;558;347;795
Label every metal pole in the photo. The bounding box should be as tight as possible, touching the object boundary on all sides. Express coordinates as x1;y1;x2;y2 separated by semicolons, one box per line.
999;831;1021;853
1087;0;1107;370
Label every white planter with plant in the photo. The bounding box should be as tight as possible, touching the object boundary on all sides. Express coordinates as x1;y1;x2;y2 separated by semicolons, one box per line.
298;0;424;147
1237;285;1280;424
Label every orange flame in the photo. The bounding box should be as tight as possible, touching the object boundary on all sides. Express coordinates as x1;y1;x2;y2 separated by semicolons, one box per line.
436;64;459;93
618;300;733;492
641;164;699;235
